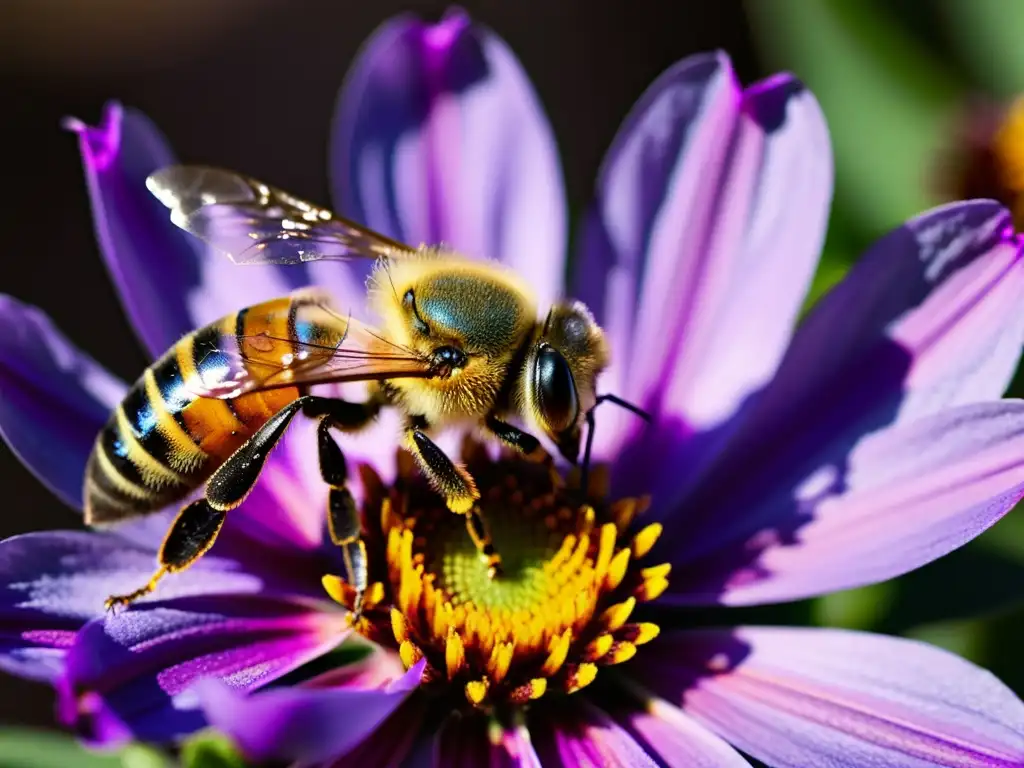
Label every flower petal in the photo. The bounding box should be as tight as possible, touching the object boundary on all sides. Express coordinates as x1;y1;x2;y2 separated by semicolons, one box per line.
530;699;660;767
577;52;832;497
61;596;347;743
660;202;1024;603
0;297;125;508
632;628;1024;768
433;716;542;768
613;698;752;767
65;102;294;359
330;10;567;305
672;400;1024;604
0;530;279;684
197;659;424;763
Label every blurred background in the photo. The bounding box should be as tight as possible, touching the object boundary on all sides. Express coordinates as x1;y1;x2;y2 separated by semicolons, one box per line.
2;0;1024;749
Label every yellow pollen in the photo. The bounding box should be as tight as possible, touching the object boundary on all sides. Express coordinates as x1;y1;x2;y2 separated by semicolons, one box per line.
600;597;636;632
632;523;662;558
320;444;670;709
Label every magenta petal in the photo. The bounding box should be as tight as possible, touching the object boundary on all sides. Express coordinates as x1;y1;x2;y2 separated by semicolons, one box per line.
0;297;125;508
62;596;346;743
434;716;541;768
531;699;659;767
198;659;424;763
578;53;831;494
633;628;1024;768
65;102;293;359
617;701;751;767
330;11;567;306
661;202;1024;604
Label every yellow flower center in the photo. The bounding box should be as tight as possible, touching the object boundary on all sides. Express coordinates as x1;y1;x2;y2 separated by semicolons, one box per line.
322;439;669;710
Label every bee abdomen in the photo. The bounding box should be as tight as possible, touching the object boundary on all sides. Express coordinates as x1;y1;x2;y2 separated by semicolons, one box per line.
84;344;213;526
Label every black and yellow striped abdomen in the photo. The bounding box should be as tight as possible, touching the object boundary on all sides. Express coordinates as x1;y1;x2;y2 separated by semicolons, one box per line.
84;298;300;525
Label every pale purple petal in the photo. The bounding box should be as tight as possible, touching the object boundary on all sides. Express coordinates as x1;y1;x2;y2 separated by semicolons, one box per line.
577;53;831;502
0;297;125;508
197;659;424;763
61;596;347;743
669;400;1024;604
615;699;752;767
632;628;1024;768
531;700;660;767
331;10;567;306
657;202;1024;603
65;102;294;359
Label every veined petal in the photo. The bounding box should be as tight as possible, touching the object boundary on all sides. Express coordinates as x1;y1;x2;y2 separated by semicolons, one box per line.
61;596;348;743
197;659;424;763
671;401;1024;604
65;102;294;359
660;202;1024;603
530;699;660;767
632;628;1024;768
0;530;274;684
330;10;567;306
0;297;124;508
577;52;831;503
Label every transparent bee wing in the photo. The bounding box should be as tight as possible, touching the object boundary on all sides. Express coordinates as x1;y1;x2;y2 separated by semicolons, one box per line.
146;165;412;265
188;292;433;399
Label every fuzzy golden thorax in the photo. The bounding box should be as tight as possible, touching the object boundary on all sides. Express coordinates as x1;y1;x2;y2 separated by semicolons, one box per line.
368;249;538;425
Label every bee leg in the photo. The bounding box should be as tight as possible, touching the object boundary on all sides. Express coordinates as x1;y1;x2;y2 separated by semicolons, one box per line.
105;396;317;612
404;419;479;514
317;417;368;621
464;505;503;579
403;420;501;577
104;499;226;612
485;414;546;461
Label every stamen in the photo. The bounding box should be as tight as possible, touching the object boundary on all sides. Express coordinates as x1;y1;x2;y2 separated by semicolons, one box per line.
320;441;670;709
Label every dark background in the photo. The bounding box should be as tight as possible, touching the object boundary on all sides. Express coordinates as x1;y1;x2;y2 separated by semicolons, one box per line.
0;0;760;728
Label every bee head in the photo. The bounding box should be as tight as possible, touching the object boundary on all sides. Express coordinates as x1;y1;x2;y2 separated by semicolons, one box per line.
526;301;609;462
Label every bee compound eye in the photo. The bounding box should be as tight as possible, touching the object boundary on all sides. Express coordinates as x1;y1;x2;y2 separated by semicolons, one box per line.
534;345;578;434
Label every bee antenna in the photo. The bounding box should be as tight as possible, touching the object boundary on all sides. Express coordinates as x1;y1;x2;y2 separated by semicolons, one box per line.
579;394;650;499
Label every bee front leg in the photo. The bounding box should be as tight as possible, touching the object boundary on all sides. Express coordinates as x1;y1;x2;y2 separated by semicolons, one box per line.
403;420;501;578
485;414;546;461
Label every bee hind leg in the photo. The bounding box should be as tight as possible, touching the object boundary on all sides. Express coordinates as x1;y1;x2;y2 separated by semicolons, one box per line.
104;499;226;612
105;396;320;612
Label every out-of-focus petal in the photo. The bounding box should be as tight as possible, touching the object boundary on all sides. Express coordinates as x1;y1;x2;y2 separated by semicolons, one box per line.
433;715;541;767
197;659;424;764
530;699;660;767
632;628;1024;768
659;202;1024;603
669;400;1024;604
577;52;831;503
0;297;124;508
330;10;567;306
65;102;295;359
61;596;347;743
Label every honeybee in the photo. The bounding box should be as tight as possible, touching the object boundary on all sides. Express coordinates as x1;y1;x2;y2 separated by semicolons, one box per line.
87;166;644;615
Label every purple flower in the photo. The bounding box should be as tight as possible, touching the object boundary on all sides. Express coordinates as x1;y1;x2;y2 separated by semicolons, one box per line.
4;8;1024;766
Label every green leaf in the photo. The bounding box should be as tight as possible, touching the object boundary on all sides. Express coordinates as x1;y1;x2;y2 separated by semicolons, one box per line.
0;729;170;768
939;0;1024;98
180;730;246;768
746;0;962;235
